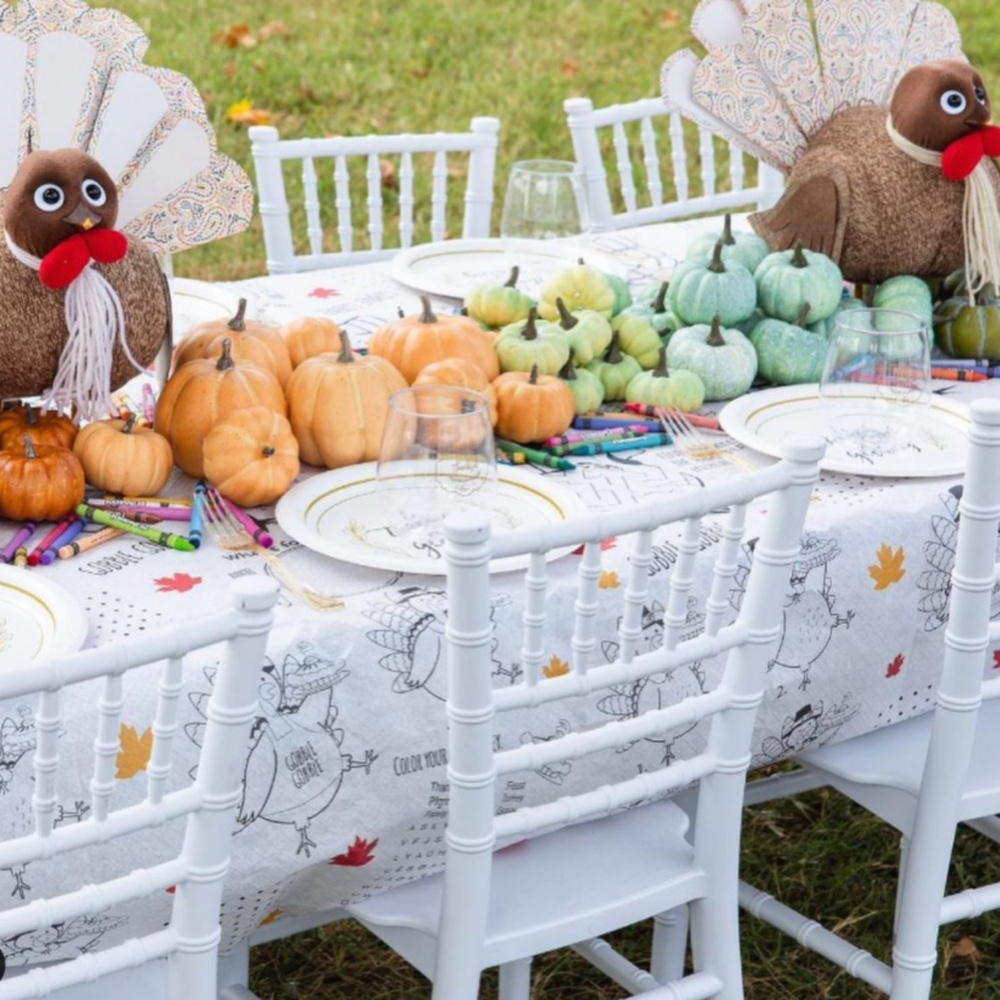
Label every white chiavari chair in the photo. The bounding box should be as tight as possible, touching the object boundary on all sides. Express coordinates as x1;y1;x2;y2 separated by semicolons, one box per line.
345;436;824;1000
563;96;783;233
249;119;500;274
0;578;279;1000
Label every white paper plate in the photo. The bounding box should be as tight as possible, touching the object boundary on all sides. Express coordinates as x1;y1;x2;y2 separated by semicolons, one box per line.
276;463;588;575
389;238;625;301
0;565;88;670
719;385;970;478
169;279;254;339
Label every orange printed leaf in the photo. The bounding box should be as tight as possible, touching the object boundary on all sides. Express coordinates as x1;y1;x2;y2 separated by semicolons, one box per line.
868;544;905;591
544;655;570;678
886;653;904;678
116;724;153;779
599;571;620;589
258;908;283;927
330;836;378;866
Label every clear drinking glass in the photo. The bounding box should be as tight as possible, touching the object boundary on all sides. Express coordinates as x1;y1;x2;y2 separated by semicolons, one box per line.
818;308;931;461
376;386;497;553
500;159;589;239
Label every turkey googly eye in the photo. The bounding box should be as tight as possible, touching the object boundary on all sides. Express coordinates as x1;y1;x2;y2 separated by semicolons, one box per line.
941;90;968;115
33;183;65;212
975;85;989;105
82;179;107;207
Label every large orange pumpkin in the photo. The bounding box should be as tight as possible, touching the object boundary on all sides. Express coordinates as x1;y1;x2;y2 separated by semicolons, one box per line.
155;340;287;478
493;365;575;444
0;437;85;521
0;405;77;451
368;295;499;383
412;358;498;426
173;299;293;389
282;317;343;369
73;416;174;496
287;330;406;468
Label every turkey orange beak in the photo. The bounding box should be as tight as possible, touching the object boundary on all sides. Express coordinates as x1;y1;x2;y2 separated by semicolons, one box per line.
63;204;101;230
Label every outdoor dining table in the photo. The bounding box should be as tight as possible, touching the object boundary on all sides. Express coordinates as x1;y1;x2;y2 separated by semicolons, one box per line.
1;216;997;970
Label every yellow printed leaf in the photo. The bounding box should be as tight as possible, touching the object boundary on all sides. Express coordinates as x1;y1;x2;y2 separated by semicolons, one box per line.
599;570;620;590
544;655;570;678
258;909;283;928
868;544;906;591
116;724;153;780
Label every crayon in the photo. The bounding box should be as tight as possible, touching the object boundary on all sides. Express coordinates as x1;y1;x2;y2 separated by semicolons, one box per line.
13;546;27;568
1;523;36;564
495;440;575;471
58;527;125;559
189;482;206;549
28;515;76;566
572;416;662;432
76;504;196;552
563;433;673;456
39;519;85;565
93;495;192;509
623;404;722;430
221;495;274;549
543;428;645;448
88;502;189;521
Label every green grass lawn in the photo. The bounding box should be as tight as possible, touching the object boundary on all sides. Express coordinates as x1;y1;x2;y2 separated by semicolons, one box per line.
96;1;1000;995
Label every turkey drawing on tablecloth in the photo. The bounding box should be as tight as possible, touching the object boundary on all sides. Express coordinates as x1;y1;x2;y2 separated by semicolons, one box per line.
0;0;252;419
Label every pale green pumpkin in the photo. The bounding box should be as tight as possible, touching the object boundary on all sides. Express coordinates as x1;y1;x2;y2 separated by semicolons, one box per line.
807;296;867;338
605;273;633;316
756;243;843;324
495;307;570;375
612;312;663;369
554;297;612;366
685;213;770;275
584;332;643;401
559;350;605;415
666;316;757;401
621;282;682;337
538;260;615;320
464;266;535;329
935;285;1000;358
749;303;828;385
734;307;765;336
872;275;933;333
668;242;757;327
625;346;705;412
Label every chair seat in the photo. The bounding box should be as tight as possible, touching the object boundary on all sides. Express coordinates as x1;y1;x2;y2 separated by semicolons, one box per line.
3;958;167;1000
799;698;1000;827
349;798;705;974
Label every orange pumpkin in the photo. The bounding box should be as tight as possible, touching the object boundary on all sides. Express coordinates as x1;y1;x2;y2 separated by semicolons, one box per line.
287;330;406;468
0;437;85;521
493;364;575;444
73;416;174;496
155;340;287;478
203;407;301;507
282;317;343;369
173;299;293;389
412;358;498;426
368;295;499;383
0;405;77;451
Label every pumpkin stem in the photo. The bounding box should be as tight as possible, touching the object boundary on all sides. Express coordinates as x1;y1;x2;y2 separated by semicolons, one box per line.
708;241;726;274
122;414;137;434
397;306;405;318
337;329;355;363
721;214;735;246
459;306;470;316
559;348;578;381
528;363;540;385
794;302;812;328
228;298;248;333
505;266;520;288
555;297;578;330
262;446;276;457
653;346;669;379
706;315;726;347
652;282;669;313
790;242;809;268
25;407;37;427
216;339;236;371
521;307;539;341
23;435;36;460
418;295;437;324
605;331;623;365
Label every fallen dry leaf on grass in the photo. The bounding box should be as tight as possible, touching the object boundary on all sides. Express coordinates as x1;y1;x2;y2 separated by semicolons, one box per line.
560;59;581;77
953;937;982;961
226;98;274;126
660;9;682;27
379;159;398;190
259;20;291;42
214;23;257;49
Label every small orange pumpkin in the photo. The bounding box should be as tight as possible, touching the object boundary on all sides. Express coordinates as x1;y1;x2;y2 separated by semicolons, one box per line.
287;329;406;468
412;358;498;426
0;405;77;451
203;407;301;507
155;339;287;478
0;437;85;521
173;299;293;389
73;415;174;496
282;317;344;369
493;364;575;444
368;295;499;383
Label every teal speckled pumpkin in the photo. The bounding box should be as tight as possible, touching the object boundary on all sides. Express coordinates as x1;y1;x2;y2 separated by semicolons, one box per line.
622;282;681;338
666;316;757;401
872;275;933;333
668;242;757;327
685;213;770;275
807;296;867;338
625;346;705;412
538;260;615;320
749;304;828;386
584;332;643;401
464;266;534;329
756;243;843;324
612;312;663;369
495;307;570;376
554;297;612;366
605;273;633;316
559;350;605;415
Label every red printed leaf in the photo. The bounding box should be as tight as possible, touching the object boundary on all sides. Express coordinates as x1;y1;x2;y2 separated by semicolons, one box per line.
573;536;617;556
330;835;379;867
886;653;904;678
309;287;340;299
993;650;1000;670
155;572;203;593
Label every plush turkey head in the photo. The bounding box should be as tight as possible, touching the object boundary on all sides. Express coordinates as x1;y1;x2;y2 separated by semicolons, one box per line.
3;149;119;259
891;60;993;152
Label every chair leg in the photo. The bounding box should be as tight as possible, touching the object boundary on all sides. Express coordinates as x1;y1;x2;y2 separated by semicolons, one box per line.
217;939;250;992
651;906;688;983
893;836;909;937
497;958;532;1000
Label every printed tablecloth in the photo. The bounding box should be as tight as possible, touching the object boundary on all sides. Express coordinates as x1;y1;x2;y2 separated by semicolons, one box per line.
1;219;998;968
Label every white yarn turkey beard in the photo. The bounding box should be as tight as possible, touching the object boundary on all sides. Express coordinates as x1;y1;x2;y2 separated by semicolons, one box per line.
886;116;1000;301
3;231;144;422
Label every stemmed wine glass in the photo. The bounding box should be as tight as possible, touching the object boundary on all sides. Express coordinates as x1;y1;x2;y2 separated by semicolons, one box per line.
500;160;589;240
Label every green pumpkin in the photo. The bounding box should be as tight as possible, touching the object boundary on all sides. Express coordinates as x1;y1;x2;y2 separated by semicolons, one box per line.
756;243;843;324
621;282;682;338
625;346;705;412
666;316;757;401
934;286;1000;358
584;332;643;401
734;307;765;337
684;213;770;275
668;241;757;327
457;306;492;331
495;307;570;376
559;350;605;415
605;273;633;316
612;311;663;369
538;259;615;320
806;296;867;338
872;275;933;332
553;297;612;366
749;303;828;385
464;266;535;329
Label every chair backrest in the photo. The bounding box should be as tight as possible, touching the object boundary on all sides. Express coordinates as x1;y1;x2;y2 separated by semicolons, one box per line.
249;118;501;274
0;578;279;1000
432;437;824;995
564;96;784;232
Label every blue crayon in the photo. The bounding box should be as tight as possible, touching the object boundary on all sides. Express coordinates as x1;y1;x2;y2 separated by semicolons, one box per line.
189;482;207;550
